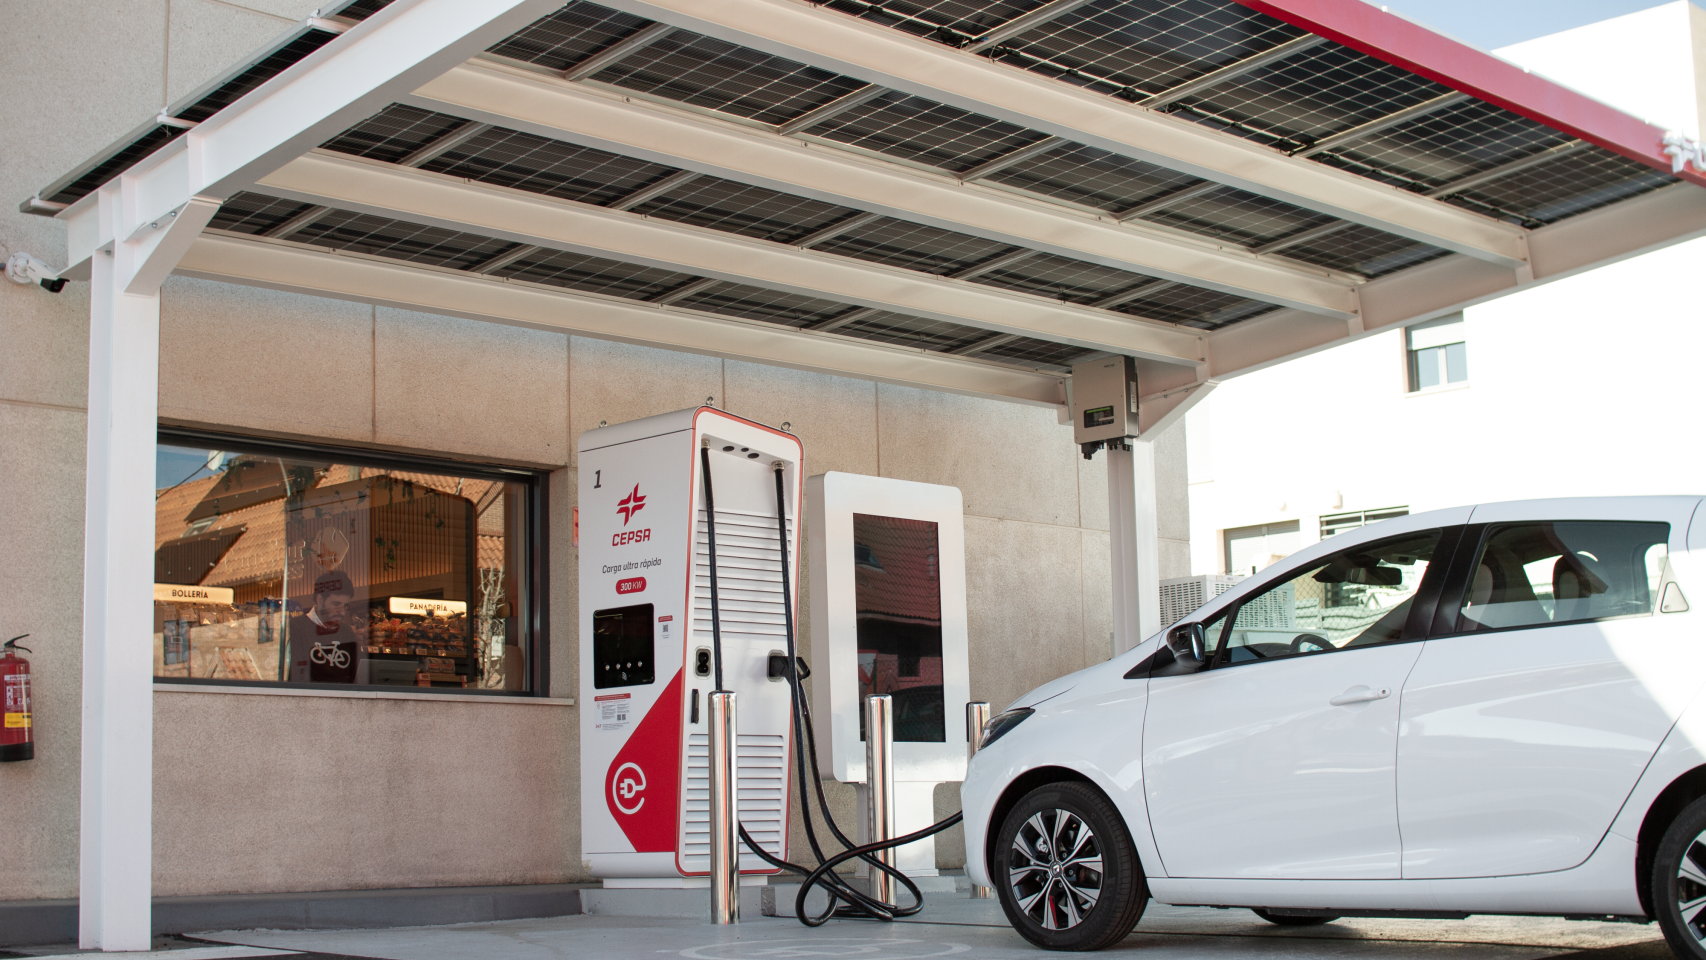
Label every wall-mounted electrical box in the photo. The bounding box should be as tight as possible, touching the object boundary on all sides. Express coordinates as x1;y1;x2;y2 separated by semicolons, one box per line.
1071;356;1139;446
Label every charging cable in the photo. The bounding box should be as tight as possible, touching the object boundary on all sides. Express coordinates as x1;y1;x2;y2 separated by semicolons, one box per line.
699;448;967;926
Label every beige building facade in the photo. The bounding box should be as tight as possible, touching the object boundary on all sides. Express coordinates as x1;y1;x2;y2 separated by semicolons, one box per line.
0;0;1190;909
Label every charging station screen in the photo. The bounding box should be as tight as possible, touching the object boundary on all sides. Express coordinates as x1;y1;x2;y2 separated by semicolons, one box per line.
853;515;945;742
593;603;655;690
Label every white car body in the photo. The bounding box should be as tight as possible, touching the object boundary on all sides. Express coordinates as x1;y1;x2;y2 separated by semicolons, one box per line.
963;496;1704;921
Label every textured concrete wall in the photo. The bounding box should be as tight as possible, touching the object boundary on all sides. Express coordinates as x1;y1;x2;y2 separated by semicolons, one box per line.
0;2;1189;900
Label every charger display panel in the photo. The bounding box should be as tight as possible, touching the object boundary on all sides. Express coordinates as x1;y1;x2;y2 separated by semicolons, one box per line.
594;603;654;689
854;514;945;743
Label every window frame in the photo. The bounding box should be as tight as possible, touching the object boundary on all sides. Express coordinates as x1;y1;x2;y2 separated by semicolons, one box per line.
1428;520;1671;640
1405;314;1468;394
1202;525;1463;672
154;427;551;698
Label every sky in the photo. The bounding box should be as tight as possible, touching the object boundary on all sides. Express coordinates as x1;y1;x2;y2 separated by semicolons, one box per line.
1380;0;1672;50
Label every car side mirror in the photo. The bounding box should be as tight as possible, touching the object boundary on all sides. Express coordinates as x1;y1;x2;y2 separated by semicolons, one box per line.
1167;622;1206;665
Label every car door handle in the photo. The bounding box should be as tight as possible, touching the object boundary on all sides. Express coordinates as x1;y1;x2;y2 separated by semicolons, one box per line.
1329;685;1392;707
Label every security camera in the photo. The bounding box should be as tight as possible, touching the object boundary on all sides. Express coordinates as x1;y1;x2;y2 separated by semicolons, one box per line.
5;253;67;293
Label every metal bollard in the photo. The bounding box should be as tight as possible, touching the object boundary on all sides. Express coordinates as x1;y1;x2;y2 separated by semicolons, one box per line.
965;701;993;899
708;690;739;924
865;693;896;905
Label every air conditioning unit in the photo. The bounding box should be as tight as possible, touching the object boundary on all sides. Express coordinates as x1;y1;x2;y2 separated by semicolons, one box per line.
1159;575;1244;626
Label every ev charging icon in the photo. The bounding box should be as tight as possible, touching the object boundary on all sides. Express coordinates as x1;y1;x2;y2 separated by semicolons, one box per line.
612;761;647;814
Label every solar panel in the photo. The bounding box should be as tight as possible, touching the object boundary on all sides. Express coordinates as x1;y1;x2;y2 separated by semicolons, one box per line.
39;22;351;207
1110;281;1274;329
990;0;1306;99
472;0;1649;267
318;105;1303;319
1278;223;1450;278
803;91;1054;174
1173;41;1452;151
428;128;678;207
1451;147;1676;225
674;281;854;326
335;0;395;19
1313;99;1574;192
631;176;858;244
969;251;1151;303
488;1;653;73
290;210;518;271
981;337;1100;367
832;310;996;351
207;192;321;235
812;218;1017;275
321;103;470;166
983;141;1198;212
210;192;1121;371
821;0;1047;45
1139;185;1334;247
590;30;867;126
45;126;186;207
494;247;694;300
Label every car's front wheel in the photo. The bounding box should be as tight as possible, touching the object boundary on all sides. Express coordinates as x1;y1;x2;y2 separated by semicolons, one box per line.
994;781;1146;951
1654;796;1706;959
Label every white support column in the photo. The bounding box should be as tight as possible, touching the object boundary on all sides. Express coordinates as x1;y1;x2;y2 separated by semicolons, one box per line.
1107;441;1161;658
79;181;205;951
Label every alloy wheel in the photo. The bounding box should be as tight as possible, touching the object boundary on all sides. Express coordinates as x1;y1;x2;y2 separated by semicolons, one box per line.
1008;808;1104;930
1677;831;1706;944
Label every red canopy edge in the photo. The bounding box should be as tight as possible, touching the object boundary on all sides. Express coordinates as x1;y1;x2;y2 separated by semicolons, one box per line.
1234;0;1706;188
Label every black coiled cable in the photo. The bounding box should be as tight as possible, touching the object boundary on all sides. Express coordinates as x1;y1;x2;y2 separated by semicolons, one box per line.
700;453;964;926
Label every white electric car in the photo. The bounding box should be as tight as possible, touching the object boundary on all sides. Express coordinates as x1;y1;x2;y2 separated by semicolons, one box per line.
962;497;1704;953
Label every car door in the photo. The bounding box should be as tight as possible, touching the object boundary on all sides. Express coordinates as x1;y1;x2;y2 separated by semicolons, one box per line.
1397;497;1704;879
1143;524;1456;879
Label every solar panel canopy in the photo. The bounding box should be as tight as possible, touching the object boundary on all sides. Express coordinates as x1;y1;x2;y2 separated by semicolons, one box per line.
29;0;1706;411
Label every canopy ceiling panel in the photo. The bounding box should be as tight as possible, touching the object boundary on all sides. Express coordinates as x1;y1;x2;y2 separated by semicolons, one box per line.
30;0;1706;407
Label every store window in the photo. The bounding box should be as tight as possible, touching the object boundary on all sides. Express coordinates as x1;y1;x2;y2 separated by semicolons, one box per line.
153;432;542;693
1408;314;1467;391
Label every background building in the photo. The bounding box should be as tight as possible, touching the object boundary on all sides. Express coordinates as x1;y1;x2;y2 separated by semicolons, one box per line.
1189;1;1706;577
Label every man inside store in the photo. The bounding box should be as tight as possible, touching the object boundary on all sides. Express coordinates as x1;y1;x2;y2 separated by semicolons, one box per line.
288;572;367;684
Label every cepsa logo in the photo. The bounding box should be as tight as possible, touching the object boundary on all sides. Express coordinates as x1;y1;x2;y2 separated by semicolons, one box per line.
613;484;651;546
617;484;646;525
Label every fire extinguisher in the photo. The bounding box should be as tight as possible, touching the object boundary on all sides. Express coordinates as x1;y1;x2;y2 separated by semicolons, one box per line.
1;635;33;762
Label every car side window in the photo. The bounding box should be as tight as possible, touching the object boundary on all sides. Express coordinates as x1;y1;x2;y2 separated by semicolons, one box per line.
1456;521;1668;633
1214;529;1442;667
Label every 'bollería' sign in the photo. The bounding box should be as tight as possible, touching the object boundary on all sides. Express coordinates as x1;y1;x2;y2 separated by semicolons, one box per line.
154;583;235;605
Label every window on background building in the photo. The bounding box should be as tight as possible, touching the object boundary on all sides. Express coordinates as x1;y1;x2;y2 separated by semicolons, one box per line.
1224;521;1300;577
1407;313;1468;391
1321;506;1410;539
153;432;541;693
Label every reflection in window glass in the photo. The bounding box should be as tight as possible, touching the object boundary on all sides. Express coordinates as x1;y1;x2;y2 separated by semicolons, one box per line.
1457;522;1668;632
153;440;532;691
854;514;944;743
1217;531;1441;666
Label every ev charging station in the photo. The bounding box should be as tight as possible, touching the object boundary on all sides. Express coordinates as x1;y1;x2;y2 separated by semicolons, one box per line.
579;409;978;910
806;473;971;882
578;407;803;887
